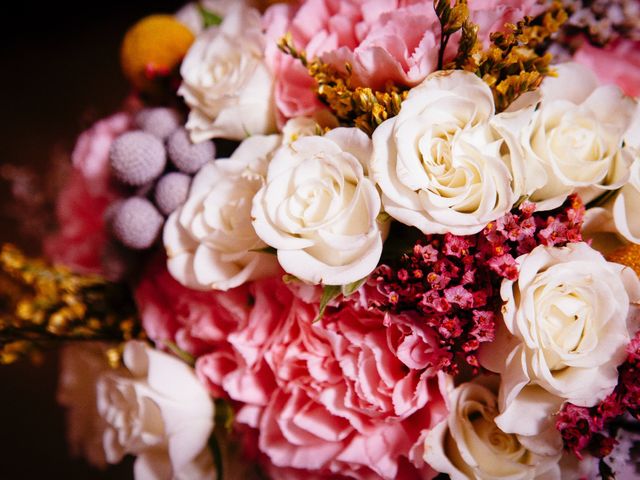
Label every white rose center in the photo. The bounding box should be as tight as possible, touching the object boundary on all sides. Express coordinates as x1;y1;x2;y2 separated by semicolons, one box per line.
530;272;599;371
463;402;528;462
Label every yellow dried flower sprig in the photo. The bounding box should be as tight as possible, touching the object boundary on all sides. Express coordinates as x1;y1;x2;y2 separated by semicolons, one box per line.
444;0;568;112
277;33;408;136
0;244;142;365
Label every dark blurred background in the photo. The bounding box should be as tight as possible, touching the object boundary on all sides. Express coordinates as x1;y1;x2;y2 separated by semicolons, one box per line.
0;2;182;478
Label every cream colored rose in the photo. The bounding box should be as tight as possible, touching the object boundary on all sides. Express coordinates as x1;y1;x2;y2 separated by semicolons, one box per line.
179;3;276;141
163;135;281;291
481;243;640;438
580;159;640;249
424;377;563;480
521;63;635;210
175;1;245;35
581;102;640;248
96;341;215;480
371;70;517;235
610;158;640;244
252;127;385;285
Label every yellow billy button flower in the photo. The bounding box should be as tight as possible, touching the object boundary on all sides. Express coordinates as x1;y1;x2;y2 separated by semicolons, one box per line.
121;14;194;94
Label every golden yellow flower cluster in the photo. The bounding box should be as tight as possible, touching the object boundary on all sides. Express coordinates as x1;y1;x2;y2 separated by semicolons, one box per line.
443;0;568;112
0;244;141;365
278;33;409;136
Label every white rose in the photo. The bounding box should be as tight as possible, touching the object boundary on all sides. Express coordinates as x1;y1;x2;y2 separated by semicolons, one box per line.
97;341;215;480
609;158;640;244
424;377;563;480
371;70;517;235
175;1;245;35
520;63;635;210
179;3;276;141
252;127;385;285
480;243;640;438
281;112;340;145
580;207;626;255
57;342;110;469
581;102;640;248
164;135;281;291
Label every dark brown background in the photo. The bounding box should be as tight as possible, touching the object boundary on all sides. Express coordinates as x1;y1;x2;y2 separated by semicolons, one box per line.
0;2;182;478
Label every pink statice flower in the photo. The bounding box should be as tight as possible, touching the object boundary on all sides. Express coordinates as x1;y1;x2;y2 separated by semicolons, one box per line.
573;39;640;97
263;0;546;122
557;325;640;461
44;113;130;275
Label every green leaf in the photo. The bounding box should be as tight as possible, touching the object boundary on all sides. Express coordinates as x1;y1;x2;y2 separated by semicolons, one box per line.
315;285;342;322
197;3;223;28
434;0;452;23
341;277;367;297
164;340;195;366
250;246;277;255
208;433;224;480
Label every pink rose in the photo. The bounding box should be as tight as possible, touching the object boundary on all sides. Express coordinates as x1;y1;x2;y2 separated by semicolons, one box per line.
44;113;131;275
264;0;545;122
573;39;640;97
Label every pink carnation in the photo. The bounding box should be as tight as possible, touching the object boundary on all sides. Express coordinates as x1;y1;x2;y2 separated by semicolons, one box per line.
257;299;447;479
134;256;251;357
264;0;545;122
135;257;280;404
573;39;640;97
44;113;130;275
140;258;450;478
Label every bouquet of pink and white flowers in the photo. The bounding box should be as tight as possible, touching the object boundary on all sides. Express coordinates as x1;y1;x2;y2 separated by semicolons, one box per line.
4;0;640;479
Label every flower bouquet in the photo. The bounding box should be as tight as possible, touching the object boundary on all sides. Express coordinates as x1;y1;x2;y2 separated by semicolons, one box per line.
3;0;640;478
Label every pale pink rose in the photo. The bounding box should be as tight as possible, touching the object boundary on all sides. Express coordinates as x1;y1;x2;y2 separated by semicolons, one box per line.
264;0;545;122
573;40;640;98
45;113;131;274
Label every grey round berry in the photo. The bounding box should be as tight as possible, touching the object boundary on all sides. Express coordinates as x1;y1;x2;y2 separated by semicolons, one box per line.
109;130;166;186
111;197;164;250
167;127;215;174
135;107;182;140
154;172;191;215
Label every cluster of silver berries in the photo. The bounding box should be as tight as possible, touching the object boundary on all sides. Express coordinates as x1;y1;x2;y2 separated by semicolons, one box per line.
108;107;215;250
